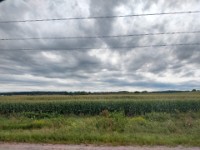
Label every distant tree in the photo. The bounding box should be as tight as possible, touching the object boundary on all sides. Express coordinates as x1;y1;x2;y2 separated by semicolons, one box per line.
118;91;129;94
192;89;197;92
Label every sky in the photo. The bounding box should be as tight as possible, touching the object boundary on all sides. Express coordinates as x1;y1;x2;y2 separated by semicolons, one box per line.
0;0;200;92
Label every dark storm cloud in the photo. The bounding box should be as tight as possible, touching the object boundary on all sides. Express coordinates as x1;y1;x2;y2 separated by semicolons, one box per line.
172;34;200;65
89;0;124;35
0;0;200;91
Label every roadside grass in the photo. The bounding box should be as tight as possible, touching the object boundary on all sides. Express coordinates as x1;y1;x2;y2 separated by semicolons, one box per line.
0;111;200;146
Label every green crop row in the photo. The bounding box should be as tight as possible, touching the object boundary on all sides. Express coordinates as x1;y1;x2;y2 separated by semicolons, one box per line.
0;100;200;116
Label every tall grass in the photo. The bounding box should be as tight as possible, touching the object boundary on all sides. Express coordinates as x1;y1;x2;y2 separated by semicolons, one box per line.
0;111;200;146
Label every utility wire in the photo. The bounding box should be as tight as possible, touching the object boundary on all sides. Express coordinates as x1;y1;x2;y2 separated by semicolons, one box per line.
0;10;200;23
0;43;199;51
1;30;200;41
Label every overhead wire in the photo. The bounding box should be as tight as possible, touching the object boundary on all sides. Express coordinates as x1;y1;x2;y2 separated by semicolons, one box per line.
0;10;200;52
1;30;200;41
0;10;200;23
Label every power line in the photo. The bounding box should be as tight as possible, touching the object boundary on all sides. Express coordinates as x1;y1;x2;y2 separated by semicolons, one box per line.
1;30;200;41
0;43;199;51
0;10;200;24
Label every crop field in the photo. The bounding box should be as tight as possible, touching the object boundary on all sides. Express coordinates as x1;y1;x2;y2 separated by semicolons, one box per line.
0;92;200;115
0;92;200;146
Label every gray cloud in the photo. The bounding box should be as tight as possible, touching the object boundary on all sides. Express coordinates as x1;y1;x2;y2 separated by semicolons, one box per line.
0;0;200;92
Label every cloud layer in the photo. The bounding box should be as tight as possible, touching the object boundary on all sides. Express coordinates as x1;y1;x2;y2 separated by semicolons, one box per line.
0;0;200;92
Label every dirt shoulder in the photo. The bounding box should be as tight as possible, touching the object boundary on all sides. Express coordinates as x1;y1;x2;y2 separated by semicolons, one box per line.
0;143;200;150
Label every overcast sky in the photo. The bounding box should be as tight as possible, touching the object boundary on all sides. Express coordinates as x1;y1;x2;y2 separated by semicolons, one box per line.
0;0;200;92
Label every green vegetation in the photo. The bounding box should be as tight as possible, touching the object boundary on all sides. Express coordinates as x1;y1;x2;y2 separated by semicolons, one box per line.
0;111;200;146
0;92;200;145
1;92;200;103
0;92;200;116
0;100;199;116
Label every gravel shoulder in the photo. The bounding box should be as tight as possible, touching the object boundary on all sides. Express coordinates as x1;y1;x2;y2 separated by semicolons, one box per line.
0;143;200;150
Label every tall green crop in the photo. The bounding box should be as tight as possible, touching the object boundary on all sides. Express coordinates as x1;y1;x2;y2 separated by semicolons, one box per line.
0;100;199;116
